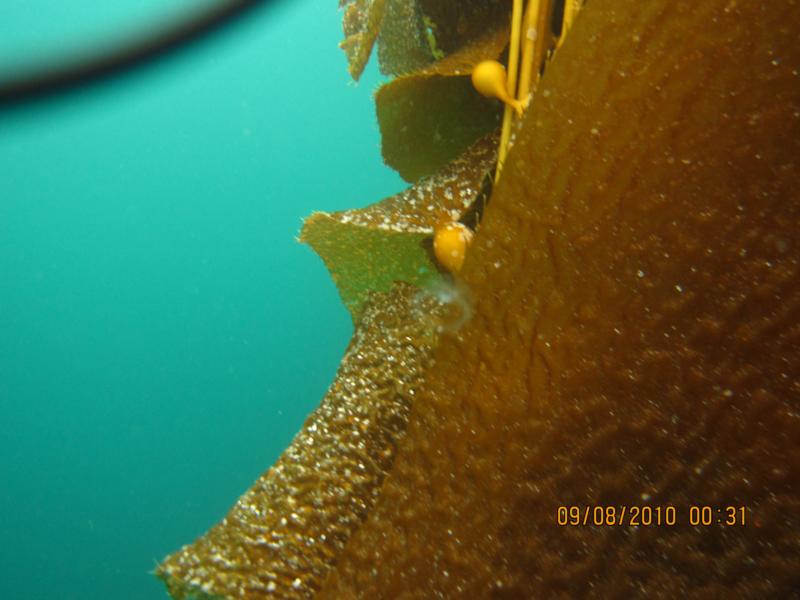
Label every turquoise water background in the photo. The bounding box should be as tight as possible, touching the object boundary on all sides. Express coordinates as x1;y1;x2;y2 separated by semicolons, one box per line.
0;2;402;598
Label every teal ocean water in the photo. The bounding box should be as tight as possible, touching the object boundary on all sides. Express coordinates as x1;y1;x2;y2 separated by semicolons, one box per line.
0;2;402;598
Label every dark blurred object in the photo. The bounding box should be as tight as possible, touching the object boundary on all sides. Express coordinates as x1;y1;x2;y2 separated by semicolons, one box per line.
0;0;278;109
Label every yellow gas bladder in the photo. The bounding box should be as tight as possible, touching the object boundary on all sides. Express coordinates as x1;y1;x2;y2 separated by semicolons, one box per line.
471;60;524;116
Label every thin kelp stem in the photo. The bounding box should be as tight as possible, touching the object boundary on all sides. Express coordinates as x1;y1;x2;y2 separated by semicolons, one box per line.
496;0;524;183
517;0;540;104
560;0;578;47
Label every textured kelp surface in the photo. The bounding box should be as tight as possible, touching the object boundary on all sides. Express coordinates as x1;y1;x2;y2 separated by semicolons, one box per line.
319;0;800;597
160;0;800;597
374;0;434;76
300;135;495;321
158;283;445;598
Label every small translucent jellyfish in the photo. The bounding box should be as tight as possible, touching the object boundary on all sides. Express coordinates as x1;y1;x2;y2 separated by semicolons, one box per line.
413;278;474;335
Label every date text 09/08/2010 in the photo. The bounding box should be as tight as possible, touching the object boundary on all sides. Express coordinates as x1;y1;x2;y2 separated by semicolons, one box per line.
556;505;747;527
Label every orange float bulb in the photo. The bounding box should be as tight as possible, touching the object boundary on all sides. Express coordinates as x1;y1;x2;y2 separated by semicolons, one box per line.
433;222;474;273
471;60;524;116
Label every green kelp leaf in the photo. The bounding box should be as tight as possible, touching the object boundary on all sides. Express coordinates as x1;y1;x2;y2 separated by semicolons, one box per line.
302;218;435;322
377;25;508;182
301;134;497;321
340;0;387;80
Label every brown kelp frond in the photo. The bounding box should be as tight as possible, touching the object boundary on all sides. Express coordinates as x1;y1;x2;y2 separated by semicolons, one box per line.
418;24;510;76
340;0;513;81
340;0;387;80
319;0;800;597
374;0;436;77
162;1;800;599
300;133;496;321
415;0;510;60
345;0;586;180
375;26;509;183
375;0;511;77
158;282;447;599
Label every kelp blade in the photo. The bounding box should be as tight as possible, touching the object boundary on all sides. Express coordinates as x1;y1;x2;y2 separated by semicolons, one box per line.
300;134;496;321
319;0;800;597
